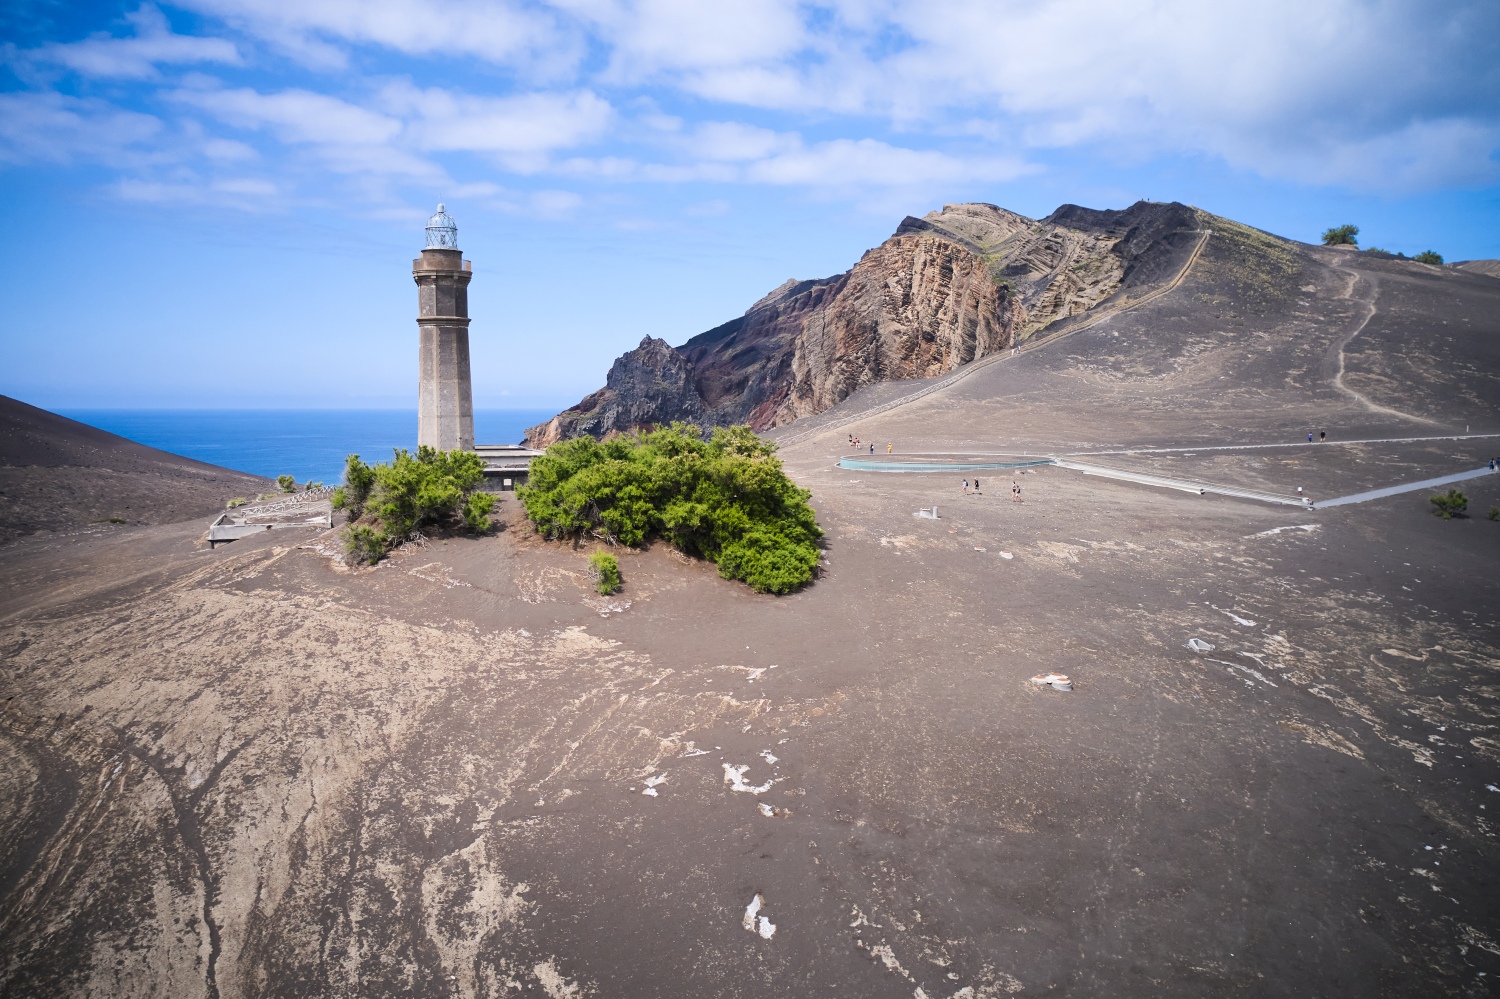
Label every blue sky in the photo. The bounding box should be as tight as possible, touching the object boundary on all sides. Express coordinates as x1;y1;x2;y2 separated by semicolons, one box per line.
2;0;1498;411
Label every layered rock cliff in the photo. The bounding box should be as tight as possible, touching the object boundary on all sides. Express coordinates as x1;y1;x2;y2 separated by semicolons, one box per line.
526;200;1202;446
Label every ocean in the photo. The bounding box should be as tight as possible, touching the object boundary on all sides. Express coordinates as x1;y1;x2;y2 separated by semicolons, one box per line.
58;409;558;485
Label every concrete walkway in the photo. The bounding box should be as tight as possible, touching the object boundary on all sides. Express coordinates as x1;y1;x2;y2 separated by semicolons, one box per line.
1312;467;1497;509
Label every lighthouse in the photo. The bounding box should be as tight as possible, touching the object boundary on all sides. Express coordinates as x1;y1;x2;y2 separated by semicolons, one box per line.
414;204;474;452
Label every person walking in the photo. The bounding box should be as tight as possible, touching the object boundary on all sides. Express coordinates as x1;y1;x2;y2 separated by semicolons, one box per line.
962;479;969;495
1319;430;1326;442
887;442;893;454
870;443;875;454
974;478;982;495
1307;432;1314;443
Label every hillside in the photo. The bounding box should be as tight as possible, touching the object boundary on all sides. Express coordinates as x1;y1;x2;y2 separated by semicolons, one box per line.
526;200;1204;446
1453;258;1500;278
0;395;268;543
2;197;1499;997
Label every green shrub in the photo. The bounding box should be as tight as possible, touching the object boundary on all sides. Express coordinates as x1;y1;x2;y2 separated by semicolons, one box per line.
463;491;495;532
276;474;297;493
519;423;822;594
305;480;323;491
1488;506;1498;522
226;497;248;509
343;524;386;564
1430;489;1468;519
1413;250;1443;265
329;486;347;511
1322;224;1359;246
589;551;622;594
337;446;492;563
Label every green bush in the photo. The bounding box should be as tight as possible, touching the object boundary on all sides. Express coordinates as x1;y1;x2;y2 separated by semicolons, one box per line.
344;524;386;564
305;480;323;491
1322;224;1359;246
1430;489;1468;519
1488;506;1498;522
1413;250;1443;265
226;497;248;509
519;423;822;594
329;486;347;511
463;491;495;532
589;551;622;594
276;474;297;493
338;446;492;562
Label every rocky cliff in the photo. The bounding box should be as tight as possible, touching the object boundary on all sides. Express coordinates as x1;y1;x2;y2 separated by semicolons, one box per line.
526;200;1203;447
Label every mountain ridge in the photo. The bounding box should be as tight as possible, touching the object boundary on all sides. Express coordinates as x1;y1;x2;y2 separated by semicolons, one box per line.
524;200;1207;447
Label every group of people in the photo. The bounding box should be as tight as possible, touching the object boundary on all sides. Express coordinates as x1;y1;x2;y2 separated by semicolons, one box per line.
848;436;893;454
1307;430;1327;442
960;478;1024;503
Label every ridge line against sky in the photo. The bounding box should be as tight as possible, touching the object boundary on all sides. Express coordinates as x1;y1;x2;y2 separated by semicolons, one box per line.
2;0;1498;410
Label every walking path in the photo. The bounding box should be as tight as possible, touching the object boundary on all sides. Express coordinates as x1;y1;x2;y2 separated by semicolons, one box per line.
836;433;1500;511
1312;467;1496;509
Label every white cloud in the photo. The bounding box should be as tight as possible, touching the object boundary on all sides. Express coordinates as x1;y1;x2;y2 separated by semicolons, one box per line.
558;0;806;77
176;0;576;73
0;91;164;165
383;84;613;169
689;122;798;162
25;4;238;79
172;86;401;145
746;138;1032;187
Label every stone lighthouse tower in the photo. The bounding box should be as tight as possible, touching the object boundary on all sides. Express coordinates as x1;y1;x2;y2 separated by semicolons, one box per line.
414;204;474;452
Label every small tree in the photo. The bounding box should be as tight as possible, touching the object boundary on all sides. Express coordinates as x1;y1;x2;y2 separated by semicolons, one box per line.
589;551;622;595
1322;224;1359;246
276;474;297;493
1413;250;1443;265
1430;489;1467;519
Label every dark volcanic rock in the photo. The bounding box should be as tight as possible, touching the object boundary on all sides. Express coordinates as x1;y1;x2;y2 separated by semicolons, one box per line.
526;336;709;445
527;200;1204;446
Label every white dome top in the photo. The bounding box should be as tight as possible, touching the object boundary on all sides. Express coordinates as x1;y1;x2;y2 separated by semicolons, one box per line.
425;203;458;249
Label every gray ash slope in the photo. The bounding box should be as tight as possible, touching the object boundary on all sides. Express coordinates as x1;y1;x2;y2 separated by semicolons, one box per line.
525;200;1204;446
0;395;267;544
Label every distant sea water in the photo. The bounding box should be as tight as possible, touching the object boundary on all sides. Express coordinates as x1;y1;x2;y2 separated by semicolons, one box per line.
58;409;557;485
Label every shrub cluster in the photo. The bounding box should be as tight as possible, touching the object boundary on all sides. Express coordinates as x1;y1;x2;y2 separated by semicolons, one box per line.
1365;247;1444;265
1322;224;1359;246
1430;488;1467;519
276;474;297;493
332;446;495;563
519;424;822;594
589;551;622;594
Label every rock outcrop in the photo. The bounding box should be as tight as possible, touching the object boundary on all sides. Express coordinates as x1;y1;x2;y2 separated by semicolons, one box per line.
527;200;1203;447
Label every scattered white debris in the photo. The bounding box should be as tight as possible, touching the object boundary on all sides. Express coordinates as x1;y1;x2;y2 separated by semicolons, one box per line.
759;750;779;765
743;894;776;939
723;764;779;794
642;774;667;797
913;506;940;519
1187;638;1215;653
1208;659;1277;687
974;546;986;552
1251;524;1320;537
1209;603;1257;627
1487;785;1500;793
680;746;709;758
1029;673;1072;691
759;802;775;817
999;551;1013;559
